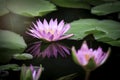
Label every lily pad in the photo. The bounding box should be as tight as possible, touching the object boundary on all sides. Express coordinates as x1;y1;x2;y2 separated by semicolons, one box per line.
51;0;91;9
0;30;27;63
0;0;9;16
7;0;56;17
91;1;120;15
67;19;120;47
0;64;20;71
13;53;33;60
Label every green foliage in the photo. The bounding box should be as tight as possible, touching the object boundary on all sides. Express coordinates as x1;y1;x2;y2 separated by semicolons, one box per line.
51;0;91;9
91;1;120;15
0;30;26;49
84;58;96;71
20;64;33;80
0;30;27;63
25;69;33;80
13;53;33;60
0;64;20;71
20;64;27;80
71;47;80;65
7;0;56;17
67;19;120;46
0;0;120;79
0;0;9;16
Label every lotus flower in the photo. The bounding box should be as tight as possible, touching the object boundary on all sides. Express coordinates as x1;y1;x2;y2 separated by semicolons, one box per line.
26;19;73;42
26;41;70;58
30;65;43;80
72;41;110;70
20;64;43;80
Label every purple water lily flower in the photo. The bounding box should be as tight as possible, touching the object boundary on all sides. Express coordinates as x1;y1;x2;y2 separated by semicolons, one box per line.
30;65;43;80
20;64;43;80
72;41;111;69
26;19;73;42
26;42;70;58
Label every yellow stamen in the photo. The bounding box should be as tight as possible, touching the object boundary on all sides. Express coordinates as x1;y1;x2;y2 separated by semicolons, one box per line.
85;54;90;61
46;29;54;34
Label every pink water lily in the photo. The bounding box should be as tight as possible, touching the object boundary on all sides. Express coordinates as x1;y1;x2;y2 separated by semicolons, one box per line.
20;64;43;80
30;64;43;80
72;41;111;68
26;19;73;42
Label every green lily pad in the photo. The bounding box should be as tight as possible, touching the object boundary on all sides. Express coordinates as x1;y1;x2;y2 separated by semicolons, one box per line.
13;53;33;60
91;1;120;15
51;0;91;9
0;64;20;71
67;19;120;47
0;30;27;63
0;0;9;16
7;0;56;17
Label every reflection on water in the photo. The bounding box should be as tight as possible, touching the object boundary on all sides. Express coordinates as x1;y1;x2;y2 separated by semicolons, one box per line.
26;41;70;58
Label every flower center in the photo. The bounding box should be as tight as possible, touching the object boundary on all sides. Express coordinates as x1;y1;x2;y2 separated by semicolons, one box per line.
46;29;54;34
85;54;90;61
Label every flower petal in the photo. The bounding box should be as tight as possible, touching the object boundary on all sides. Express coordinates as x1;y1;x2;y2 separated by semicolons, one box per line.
58;34;74;40
99;48;111;65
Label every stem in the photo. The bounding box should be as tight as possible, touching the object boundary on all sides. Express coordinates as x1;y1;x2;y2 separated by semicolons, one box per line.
85;71;90;80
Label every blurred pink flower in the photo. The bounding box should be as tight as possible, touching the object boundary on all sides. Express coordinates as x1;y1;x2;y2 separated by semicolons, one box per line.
72;41;111;69
20;64;43;80
30;64;43;80
26;19;73;42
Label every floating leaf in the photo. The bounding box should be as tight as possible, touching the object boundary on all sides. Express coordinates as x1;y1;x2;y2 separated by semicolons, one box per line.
13;53;33;60
0;0;9;16
67;19;120;46
0;30;27;63
0;64;20;71
7;0;56;17
91;1;120;15
106;40;120;47
51;0;91;9
0;30;27;49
